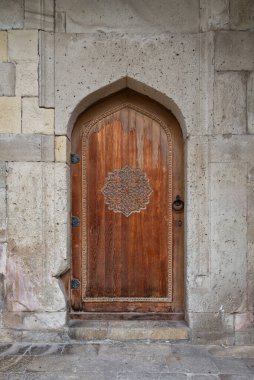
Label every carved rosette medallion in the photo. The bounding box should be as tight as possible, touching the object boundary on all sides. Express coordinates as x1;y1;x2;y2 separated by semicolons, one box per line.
102;166;153;217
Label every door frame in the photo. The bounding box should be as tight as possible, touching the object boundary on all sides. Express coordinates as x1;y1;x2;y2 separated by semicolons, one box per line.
70;89;185;319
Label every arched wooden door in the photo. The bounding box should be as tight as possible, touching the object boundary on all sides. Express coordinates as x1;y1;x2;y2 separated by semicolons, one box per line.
71;90;184;318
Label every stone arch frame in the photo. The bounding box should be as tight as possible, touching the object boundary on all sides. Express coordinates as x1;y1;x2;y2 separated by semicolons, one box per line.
66;77;187;140
65;80;187;317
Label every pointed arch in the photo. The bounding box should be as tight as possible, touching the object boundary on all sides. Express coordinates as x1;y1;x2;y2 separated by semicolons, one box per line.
66;77;187;139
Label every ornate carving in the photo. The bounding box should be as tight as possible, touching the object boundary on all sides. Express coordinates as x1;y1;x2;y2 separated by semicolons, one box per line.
81;103;173;302
102;166;153;217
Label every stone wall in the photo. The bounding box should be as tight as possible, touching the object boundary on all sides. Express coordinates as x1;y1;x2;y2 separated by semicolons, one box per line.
0;0;253;343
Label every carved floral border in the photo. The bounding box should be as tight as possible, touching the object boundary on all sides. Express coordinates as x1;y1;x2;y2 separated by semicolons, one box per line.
80;103;173;302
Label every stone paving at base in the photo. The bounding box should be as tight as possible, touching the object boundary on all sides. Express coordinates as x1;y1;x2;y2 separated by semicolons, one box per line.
0;341;253;379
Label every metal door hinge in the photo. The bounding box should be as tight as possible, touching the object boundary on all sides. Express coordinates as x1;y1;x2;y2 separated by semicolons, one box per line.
71;153;80;164
71;278;80;289
71;216;80;227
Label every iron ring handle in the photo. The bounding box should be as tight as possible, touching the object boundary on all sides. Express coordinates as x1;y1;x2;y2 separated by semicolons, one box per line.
172;195;184;211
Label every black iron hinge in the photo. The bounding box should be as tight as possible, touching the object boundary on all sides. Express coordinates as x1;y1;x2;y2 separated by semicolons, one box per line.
71;216;80;227
71;153;80;164
71;278;80;289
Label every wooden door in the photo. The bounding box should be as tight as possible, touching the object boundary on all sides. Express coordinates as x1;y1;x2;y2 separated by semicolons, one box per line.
71;90;184;317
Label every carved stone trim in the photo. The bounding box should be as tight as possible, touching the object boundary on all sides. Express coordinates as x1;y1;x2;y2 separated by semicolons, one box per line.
81;103;173;302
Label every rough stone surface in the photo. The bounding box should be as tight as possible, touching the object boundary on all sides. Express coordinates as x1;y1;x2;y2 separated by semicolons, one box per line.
6;163;67;313
0;134;54;162
215;31;254;71
200;0;229;31
0;242;7;275
23;312;66;330
0;341;253;378
22;97;54;134
199;32;215;135
55;12;66;33
0;62;15;96
15;62;38;96
209;162;247;312
209;135;254;163
25;0;54;31
230;0;254;31
213;72;247;134
53;164;70;277
55;33;200;137
55;0;200;34
69;321;189;341
39;31;55;108
8;30;38;63
0;32;7;61
186;136;209;287
0;0;24;30
0;188;6;230
0;162;6;189
55;136;71;163
188;312;235;345
247;181;254;313
0;97;21;133
247;72;254;134
0;163;6;245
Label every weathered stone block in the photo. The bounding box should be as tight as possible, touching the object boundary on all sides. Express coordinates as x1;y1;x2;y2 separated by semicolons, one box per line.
210;162;247;312
199;32;215;135
6;163;67;312
25;0;54;32
200;0;229;31
0;164;6;244
188;311;234;332
55;12;66;33
8;30;38;63
55;136;70;163
213;72;246;134
186;136;209;278
0;242;7;276
0;97;21;133
15;62;38;96
0;225;6;244
0;0;24;30
0;134;54;162
230;0;254;31
23;312;66;330
188;312;235;344
0;188;6;223
0;162;6;188
247;72;254;134
0;32;7;61
56;0;200;33
41;135;54;162
53;164;70;276
247;185;254;313
39;31;55;108
209;135;254;163
0;63;15;96
235;312;254;332
55;33;200;137
22;97;54;134
215;31;254;71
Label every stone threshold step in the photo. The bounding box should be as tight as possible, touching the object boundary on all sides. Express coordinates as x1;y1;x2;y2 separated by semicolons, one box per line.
68;320;189;341
69;312;184;320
